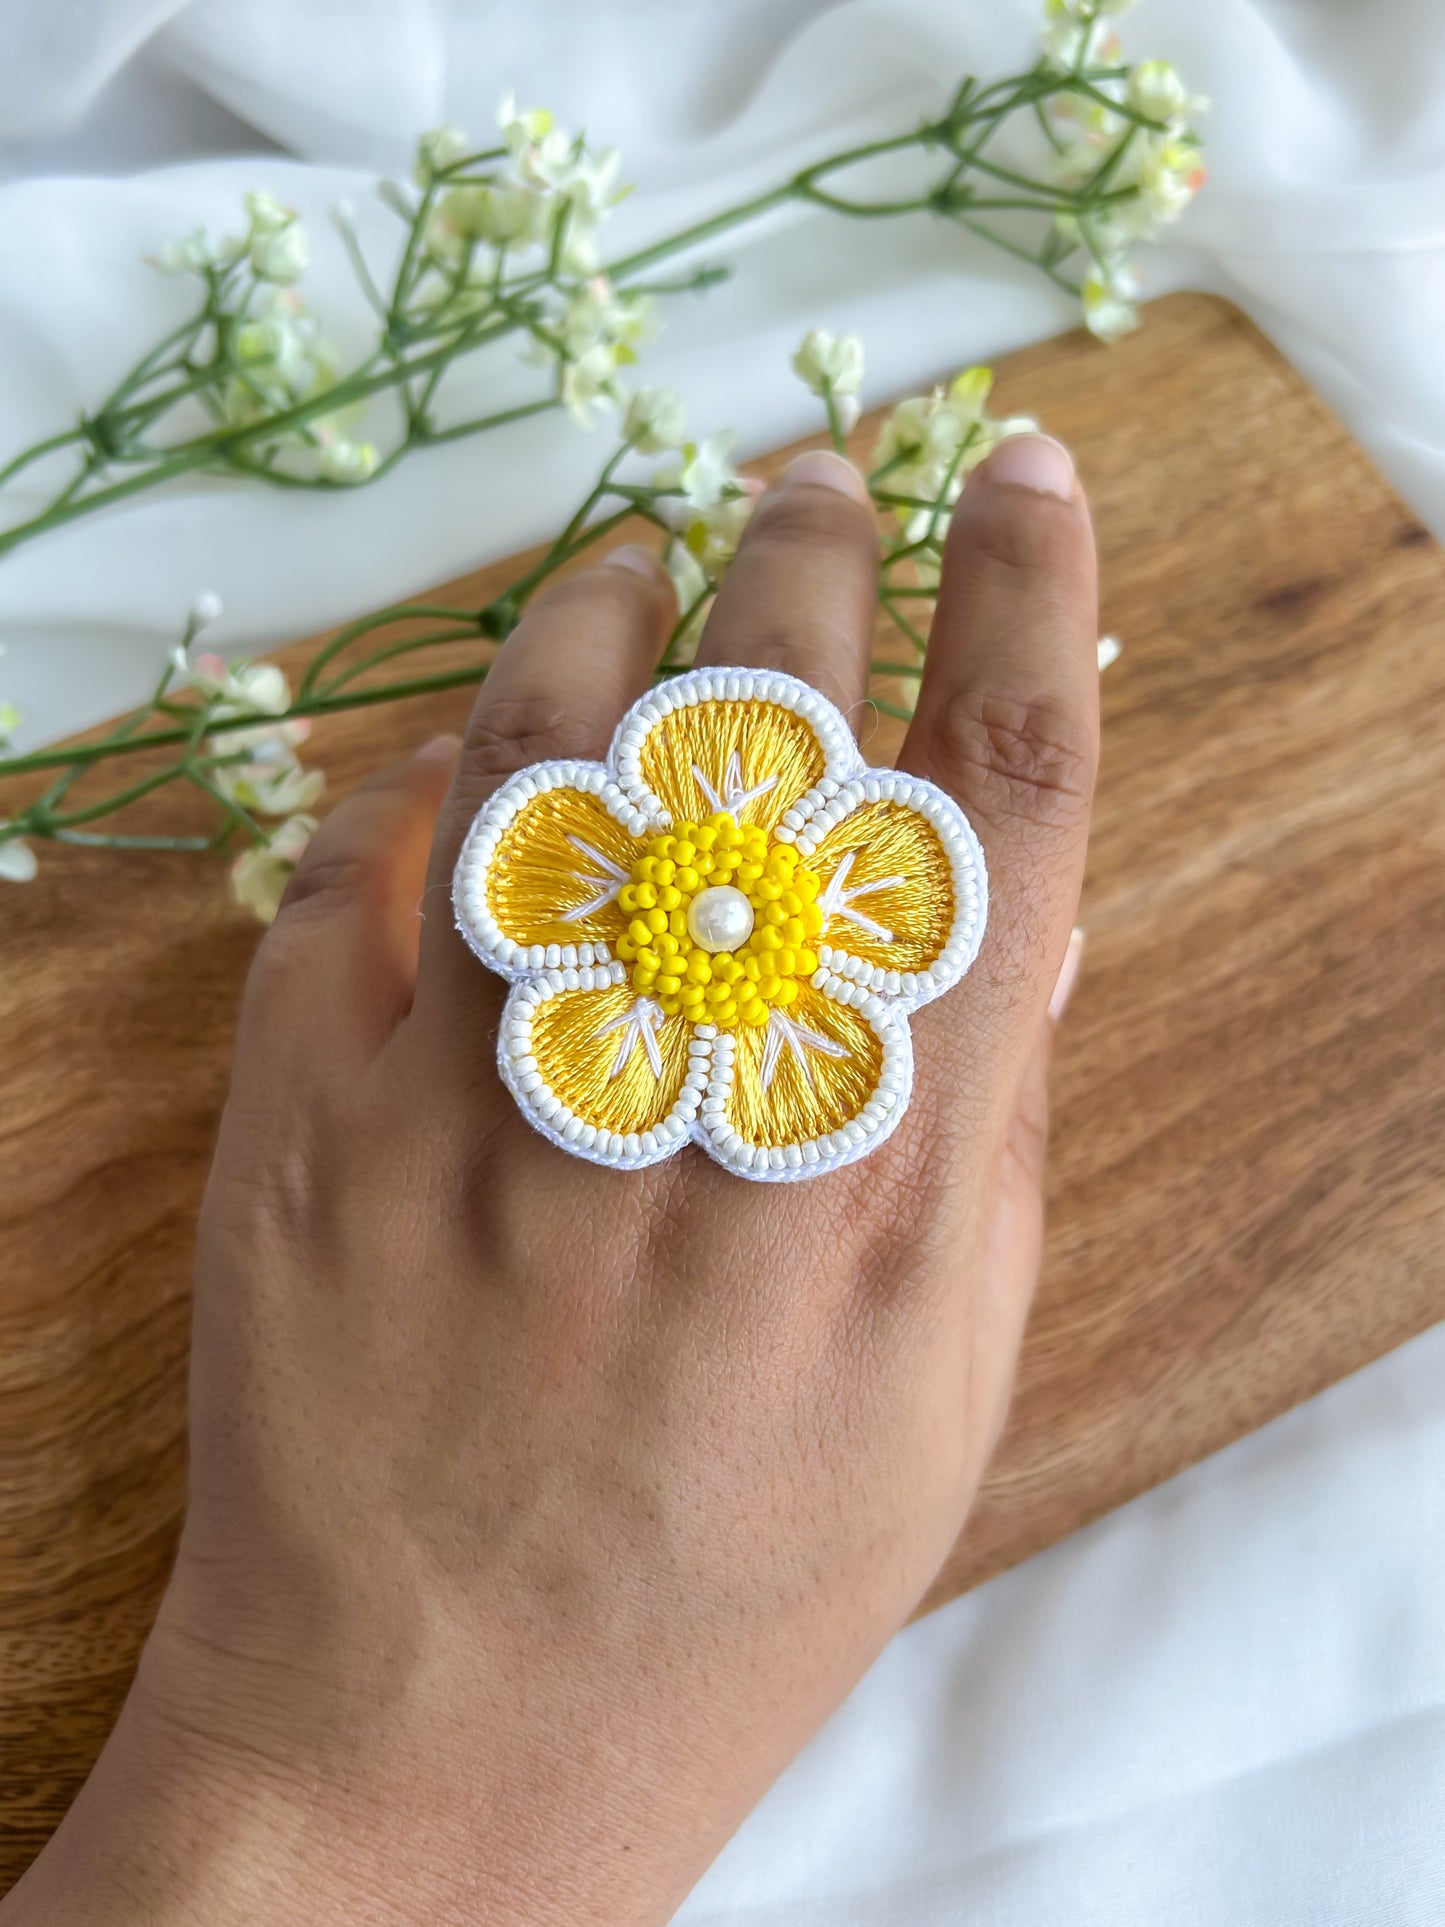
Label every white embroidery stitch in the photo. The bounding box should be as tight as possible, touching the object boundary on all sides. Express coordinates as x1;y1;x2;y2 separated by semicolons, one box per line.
759;1007;851;1092
564;834;628;920
692;749;778;818
596;997;666;1081
817;848;904;945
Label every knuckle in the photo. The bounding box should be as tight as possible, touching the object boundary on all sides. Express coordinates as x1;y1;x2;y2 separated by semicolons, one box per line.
929;689;1095;832
463;694;601;788
273;850;374;922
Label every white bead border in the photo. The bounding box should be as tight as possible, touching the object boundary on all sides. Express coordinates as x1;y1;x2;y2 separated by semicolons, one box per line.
453;759;650;981
781;769;988;1011
610;664;864;828
497;965;716;1169
695;982;914;1182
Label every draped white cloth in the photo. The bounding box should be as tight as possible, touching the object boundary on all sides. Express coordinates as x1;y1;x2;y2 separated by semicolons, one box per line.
3;3;1443;1918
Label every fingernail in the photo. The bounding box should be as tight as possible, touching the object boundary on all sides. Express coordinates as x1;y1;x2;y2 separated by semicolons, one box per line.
977;433;1076;500
416;732;462;763
1048;926;1085;1023
777;449;870;504
602;543;664;579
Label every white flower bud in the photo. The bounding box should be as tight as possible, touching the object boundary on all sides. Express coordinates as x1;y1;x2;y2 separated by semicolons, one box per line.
318;439;380;485
249;220;308;285
190;590;224;629
0;833;37;883
230;815;318;924
245;191;295;235
791;329;865;400
415;125;470;186
1082;270;1140;342
624;387;687;454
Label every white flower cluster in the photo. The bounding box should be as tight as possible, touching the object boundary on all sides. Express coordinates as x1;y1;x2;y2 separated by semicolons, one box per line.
872;364;1037;579
414;99;649;426
0;646;34;881
168;623;324;917
1040;3;1207;340
791;330;866;434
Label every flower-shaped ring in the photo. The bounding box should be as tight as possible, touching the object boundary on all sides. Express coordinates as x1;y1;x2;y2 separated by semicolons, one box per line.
452;667;987;1181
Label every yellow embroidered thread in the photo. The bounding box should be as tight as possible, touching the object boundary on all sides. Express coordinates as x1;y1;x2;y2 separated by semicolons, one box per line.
529;981;694;1134
726;994;885;1148
613;812;825;1029
486;788;637;946
806;799;956;971
638;699;826;833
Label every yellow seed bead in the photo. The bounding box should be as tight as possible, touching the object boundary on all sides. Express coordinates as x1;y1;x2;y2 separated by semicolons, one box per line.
642;908;665;934
756;924;783;950
658;885;681;912
619;884;640;914
797;947;818;974
773;977;800;1006
741;998;769;1027
718;823;743;850
675;865;699;892
634;968;658;990
777;947;797;975
737;860;764;883
629;917;652;949
616;933;637;960
655;931;678;957
672;840;695;866
782;916;806;946
714;955;743;984
713;848;739;872
794;871;820;902
679;981;705;1007
654;857;675;886
686;954;712;985
705;980;731;1005
779;888;802;916
637;947;661;972
756;879;782;903
669;909;689;939
638;857;659;884
765;854;792;881
742;955;762;982
715;998;738;1026
802;904;824;936
659;993;682;1016
657;973;682;995
635;881;658;910
694;824;718;852
654;835;676;859
764;901;788;927
756;954;778;983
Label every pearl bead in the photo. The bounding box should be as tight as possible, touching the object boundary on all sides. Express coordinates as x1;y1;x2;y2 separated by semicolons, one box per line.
686;884;755;953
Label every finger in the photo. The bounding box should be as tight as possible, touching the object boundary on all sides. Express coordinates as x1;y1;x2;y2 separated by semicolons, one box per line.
415;545;675;1017
234;734;461;1079
693;450;879;726
900;434;1098;1095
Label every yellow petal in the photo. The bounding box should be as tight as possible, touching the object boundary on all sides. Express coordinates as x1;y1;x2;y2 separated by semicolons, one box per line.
455;763;649;972
613;668;858;833
699;983;910;1175
501;971;708;1164
795;772;986;1003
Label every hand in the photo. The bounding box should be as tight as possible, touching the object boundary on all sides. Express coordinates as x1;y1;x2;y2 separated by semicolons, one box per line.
5;435;1096;1926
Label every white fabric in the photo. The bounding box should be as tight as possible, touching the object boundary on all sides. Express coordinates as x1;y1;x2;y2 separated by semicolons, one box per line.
2;3;1443;1919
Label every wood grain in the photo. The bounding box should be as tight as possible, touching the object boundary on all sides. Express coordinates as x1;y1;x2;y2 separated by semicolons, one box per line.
3;293;1444;1883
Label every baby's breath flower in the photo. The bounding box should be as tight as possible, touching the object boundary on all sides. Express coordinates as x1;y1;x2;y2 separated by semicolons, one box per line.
431;180;549;256
791;329;865;400
149;228;226;276
414;125;470;186
173;649;290;720
624;387;687;454
190;590;224;630
1082;266;1141;341
656;433;738;514
1097;635;1122;670
214;722;325;816
0;700;20;742
249;218;308;286
317;435;380;484
1127;59;1207;125
231;814;317;924
0;830;37;883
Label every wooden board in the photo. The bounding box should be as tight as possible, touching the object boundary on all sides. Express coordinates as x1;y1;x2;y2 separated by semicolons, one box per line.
3;292;1444;1882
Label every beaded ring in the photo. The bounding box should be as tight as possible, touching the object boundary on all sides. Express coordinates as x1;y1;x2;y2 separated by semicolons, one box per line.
452;666;987;1182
